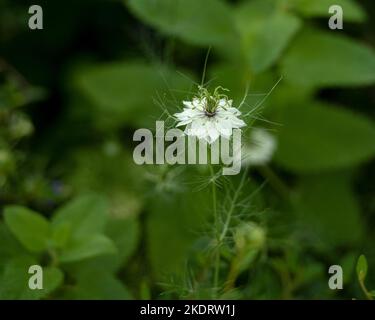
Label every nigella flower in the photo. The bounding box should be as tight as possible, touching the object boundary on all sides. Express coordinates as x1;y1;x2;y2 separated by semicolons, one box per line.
174;86;246;144
242;128;277;166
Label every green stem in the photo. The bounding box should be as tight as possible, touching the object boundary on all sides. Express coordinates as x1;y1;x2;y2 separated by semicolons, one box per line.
224;254;242;293
209;165;218;233
48;248;59;267
209;164;220;298
258;165;290;200
359;279;374;300
219;166;249;243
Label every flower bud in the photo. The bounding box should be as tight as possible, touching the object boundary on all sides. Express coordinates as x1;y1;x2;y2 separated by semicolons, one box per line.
234;222;266;252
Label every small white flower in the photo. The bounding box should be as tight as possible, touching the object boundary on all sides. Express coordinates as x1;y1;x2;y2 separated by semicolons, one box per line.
174;88;246;144
242;128;277;166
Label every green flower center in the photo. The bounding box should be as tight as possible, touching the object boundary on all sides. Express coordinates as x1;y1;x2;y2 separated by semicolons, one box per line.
197;85;230;115
205;96;218;114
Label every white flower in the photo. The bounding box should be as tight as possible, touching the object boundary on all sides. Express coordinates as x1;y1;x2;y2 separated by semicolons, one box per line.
174;95;246;144
242;128;277;166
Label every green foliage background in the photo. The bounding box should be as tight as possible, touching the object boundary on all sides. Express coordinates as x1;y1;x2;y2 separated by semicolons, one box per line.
0;0;375;299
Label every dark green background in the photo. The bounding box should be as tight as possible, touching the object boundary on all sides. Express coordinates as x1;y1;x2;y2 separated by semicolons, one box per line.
0;0;374;299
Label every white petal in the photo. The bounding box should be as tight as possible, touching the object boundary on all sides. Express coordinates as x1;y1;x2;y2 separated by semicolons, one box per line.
206;120;220;143
216;119;232;137
218;98;227;107
182;101;194;108
176;119;192;127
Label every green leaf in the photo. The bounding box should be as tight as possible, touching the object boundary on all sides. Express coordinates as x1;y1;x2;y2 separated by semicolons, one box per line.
290;0;366;22
0;256;63;300
63;217;140;274
295;173;364;246
105;217;139;270
147;188;211;277
357;255;368;282
59;234;117;263
75;62;194;129
51;223;71;249
52;194;108;238
66;146;144;217
126;0;236;46
340;253;357;284
235;0;301;73
62;272;132;300
209;64;251;103
0;222;26;261
275;102;375;172
209;63;284;108
282;29;375;87
20;267;64;300
0;256;36;300
4;206;51;253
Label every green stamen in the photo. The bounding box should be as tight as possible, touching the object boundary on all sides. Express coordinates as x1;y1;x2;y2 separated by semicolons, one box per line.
197;85;230;115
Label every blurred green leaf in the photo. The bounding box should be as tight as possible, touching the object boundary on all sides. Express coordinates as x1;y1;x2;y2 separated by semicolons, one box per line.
63;272;132;300
298;262;325;287
295;173;364;246
126;0;236;46
61;216;139;280
290;0;366;22
0;256;36;300
66;146;144;218
0;256;63;300
0;149;16;180
209;63;251;103
75;62;194;129
340;253;357;284
51;223;71;249
4;206;50;253
7;112;34;140
105;217;139;269
275;102;375;172
21;267;64;300
209;63;282;108
0;222;26;262
356;254;368;282
59;234;117;263
139;280;151;300
235;0;301;73
147;188;210;277
52;194;108;238
0;80;46;109
282;29;375;87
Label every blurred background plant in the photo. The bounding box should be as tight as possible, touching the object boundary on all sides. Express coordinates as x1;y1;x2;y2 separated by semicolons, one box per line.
0;0;375;299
